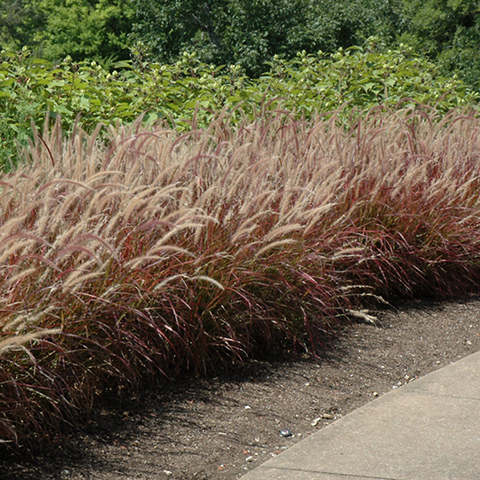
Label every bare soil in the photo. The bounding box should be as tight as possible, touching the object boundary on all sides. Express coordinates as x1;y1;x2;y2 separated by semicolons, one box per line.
2;297;480;480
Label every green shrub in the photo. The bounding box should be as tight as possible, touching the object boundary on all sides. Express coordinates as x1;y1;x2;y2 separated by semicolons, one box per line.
0;41;477;169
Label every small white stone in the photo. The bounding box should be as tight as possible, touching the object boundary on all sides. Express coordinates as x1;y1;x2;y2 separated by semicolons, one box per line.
311;417;321;427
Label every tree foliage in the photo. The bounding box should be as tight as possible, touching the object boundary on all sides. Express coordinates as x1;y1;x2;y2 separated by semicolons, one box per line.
0;0;45;51
398;0;480;90
2;0;480;91
0;0;135;66
132;0;401;76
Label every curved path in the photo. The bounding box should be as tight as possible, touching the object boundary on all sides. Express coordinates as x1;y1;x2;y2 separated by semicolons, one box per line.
240;350;480;480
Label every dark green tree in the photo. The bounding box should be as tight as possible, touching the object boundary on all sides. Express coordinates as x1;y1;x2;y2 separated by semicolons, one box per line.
34;0;135;65
0;0;45;51
398;0;480;90
132;0;401;76
0;0;135;67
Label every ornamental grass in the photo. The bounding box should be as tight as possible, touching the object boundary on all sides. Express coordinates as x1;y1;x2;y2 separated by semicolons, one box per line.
2;106;480;447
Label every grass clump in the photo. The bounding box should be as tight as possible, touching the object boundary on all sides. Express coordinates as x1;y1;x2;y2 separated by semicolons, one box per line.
2;106;480;448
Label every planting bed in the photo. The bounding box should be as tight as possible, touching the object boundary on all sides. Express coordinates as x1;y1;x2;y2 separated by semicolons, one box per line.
2;297;480;479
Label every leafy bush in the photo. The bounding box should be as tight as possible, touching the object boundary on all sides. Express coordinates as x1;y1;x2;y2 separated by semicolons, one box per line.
1;42;477;169
3;106;480;447
252;42;478;114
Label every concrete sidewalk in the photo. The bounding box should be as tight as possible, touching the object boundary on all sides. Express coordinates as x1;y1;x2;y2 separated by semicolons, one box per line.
240;350;480;480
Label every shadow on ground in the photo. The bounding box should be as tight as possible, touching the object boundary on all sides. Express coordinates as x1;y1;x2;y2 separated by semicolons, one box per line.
2;297;480;480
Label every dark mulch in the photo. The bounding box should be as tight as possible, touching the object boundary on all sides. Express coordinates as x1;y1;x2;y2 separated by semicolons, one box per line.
2;297;480;479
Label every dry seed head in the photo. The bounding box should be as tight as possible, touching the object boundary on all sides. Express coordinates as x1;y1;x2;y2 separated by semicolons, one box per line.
0;328;62;355
192;185;219;210
237;192;276;220
332;247;366;259
254;239;298;258
47;207;78;237
225;166;255;204
302;203;337;221
34;265;59;288
147;245;194;257
193;275;225;290
73;233;117;258
231;224;259;244
153;274;189;292
51;223;88;251
1;313;30;332
264;224;303;242
0;239;38;265
345;309;380;326
158;206;194;224
37;178;93;195
62;270;106;292
79;191;116;224
152;222;204;247
60;257;101;286
192;214;218;243
54;190;91;222
85;170;125;187
1;306;57;333
235;209;274;231
0;215;28;238
99;283;124;300
125;255;169;270
122;186;161;222
55;244;102;267
103;209;128;239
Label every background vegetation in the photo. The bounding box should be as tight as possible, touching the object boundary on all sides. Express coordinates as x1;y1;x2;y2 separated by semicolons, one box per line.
0;0;135;66
0;41;477;170
2;0;479;88
398;0;480;91
131;0;401;77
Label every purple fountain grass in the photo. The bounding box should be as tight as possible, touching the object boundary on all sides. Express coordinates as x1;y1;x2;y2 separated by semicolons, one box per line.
2;106;480;448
